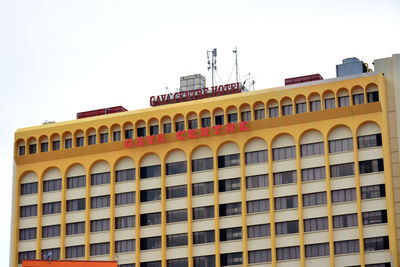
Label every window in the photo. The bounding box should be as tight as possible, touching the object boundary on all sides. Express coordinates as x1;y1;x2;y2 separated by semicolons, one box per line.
248;249;271;264
115;239;135;253
125;129;133;139
359;159;384;174
141;261;161;267
192;157;213;172
241;111;251;121
305;243;330;258
254;109;265;120
29;144;37;154
248;224;270;238
113;131;121;141
300;142;324;157
67;175;86;189
304;217;328;232
91;172;110;185
137;127;146;137
140;165;161;178
167;233;188;247
339;95;350;107
361;184;386;199
41;142;48;152
41;248;60;260
116;168;135;182
218;153;240;168
19;145;25;155
115;215;135;229
324;98;335;109
67;198;86;211
167;258;188;267
193;206;214;220
19;227;37;240
303;192;327;207
20;205;37;217
282;104;293;116
189;119;198;129
246;174;268;189
66;221;85;235
220;227;242;241
276;246;300;261
167;209;187;223
141;236;161;250
333;213;358;228
276;220;299;235
228;113;238;124
364;236;389;251
296;102;307;114
219;202;242;217
310;100;321;112
18;251;36;264
353;93;364;105
363;210;387;225
91;195;110;209
247;199;269;213
194;255;215;267
42;225;60;238
91;218;110;232
21;182;38;195
141;212;161;226
43;201;61;215
358;133;382;149
76;137;84;147
332;188;356;203
65;138;72;149
43;179;62;192
65;245;85;259
334;239;359;255
167;185;187;199
119;264;136;267
302;166;326;182
330;162;355;178
269;107;279;118
329;137;353;153
275;195;298;210
272;146;296;160
115;192;135;205
201;117;211;128
175;121;185;132
100;133;108;143
245;149;267;164
274;170;297;185
166;161;187;175
140;189;161;202
215;115;224;125
150;125;159;135
219;178;241;192
52;140;60;151
367;91;379;102
90;242;109;256
220;252;242;266
193;230;214;244
192;181;214;195
163;123;172;134
88;135;96;145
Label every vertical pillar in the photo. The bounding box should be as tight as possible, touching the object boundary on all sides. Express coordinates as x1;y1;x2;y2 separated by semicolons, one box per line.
84;169;91;260
295;140;305;267
110;166;116;260
187;152;194;267
213;151;220;267
161;157;167;267
268;144;276;267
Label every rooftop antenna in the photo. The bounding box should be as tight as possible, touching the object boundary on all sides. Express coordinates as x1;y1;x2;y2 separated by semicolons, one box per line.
233;47;238;83
207;48;217;87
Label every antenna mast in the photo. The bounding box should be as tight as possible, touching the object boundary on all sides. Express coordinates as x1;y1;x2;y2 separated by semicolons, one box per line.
233;47;238;83
207;48;217;87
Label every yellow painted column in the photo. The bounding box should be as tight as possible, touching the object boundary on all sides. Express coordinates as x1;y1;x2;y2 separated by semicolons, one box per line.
323;135;335;267
352;129;365;267
161;157;167;267
295;140;305;267
109;166;116;260
240;146;248;266
36;172;43;259
13;179;21;267
135;165;141;266
213;151;220;267
84;169;91;260
187;153;194;267
60;169;67;259
267;144;276;267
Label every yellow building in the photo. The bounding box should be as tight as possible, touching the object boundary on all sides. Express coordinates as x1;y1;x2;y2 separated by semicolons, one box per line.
10;54;400;267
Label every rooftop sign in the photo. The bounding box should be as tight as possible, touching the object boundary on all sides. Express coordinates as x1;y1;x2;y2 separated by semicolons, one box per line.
150;82;242;107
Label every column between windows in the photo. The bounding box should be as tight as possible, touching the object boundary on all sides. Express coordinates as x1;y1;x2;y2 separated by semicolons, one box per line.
213;151;221;267
240;147;248;266
267;143;277;267
109;166;116;260
161;157;167;267
187;153;194;267
295;140;305;267
84;168;91;260
36;173;44;259
135;165;141;266
60;169;67;259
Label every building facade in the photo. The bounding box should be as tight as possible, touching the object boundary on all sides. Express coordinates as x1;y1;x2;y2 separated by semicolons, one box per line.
10;54;400;267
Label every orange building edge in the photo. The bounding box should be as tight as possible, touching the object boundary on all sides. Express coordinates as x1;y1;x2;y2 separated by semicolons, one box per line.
22;260;117;267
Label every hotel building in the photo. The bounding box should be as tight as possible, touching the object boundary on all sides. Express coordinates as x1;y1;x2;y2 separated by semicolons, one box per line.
10;54;400;267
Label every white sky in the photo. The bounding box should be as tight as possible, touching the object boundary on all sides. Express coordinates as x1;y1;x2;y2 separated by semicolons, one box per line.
0;0;399;265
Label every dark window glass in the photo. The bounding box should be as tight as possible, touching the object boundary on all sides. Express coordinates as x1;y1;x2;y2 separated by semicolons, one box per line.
42;224;61;238
52;140;60;151
334;239;359;255
65;138;72;149
300;142;324;157
65;245;85;259
304;217;328;232
272;146;296;161
115;215;135;229
296;102;307;114
303;192;327;207
359;159;384;174
90;242;109;256
90;218;110;232
167;258;188;267
282;104;293;116
241;111;251;121
67;198;86;212
333;213;358;228
218;153;240;168
125;129;133;139
163;123;172;134
41;248;60;260
192;181;214;196
100;133;108;143
305;243;330;258
269;107;279;118
43;201;61;215
113;131;121;141
41;142;48;152
175;121;185;132
150;125;159;136
245;149;268;164
364;236;389;251
276;246;300;261
20;204;37;217
331;188;357;203
276;220;299;235
116;168;135;182
66;221;85;235
310;100;321;112
19;227;37;240
19;145;25;155
115;192;135;205
363;210;387;225
91;172;110;185
329;137;353;153
247;199;269;213
219;178;241;192
358;133;382;149
167;185;187;199
248;224;270;238
140;212;161;226
324;98;335;109
140;236;161;250
353;93;364;105
43;179;62;192
90;195;110;209
188;119;198;129
361;184;386;199
215;115;224;125
227;113;238;123
18;251;36;264
219;202;242;217
220;227;242;241
29;144;37;154
76;137;84;147
88;135;96;145
248;249;271;264
274;195;298;210
330;162;355;178
254;109;265;120
192;157;213;172
246;174;268;189
201;117;211;128
166;161;187;175
193;230;215;244
194;255;215;267
220;252;242;266
367;91;379;103
339;95;350;107
193;206;214;220
167;233;188;247
21;182;38;195
115;239;135;253
137;127;146;137
167;209;187;223
67;175;86;189
302;166;326;182
140;165;161;178
140;189;161;202
274;170;297;185
141;261;161;267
